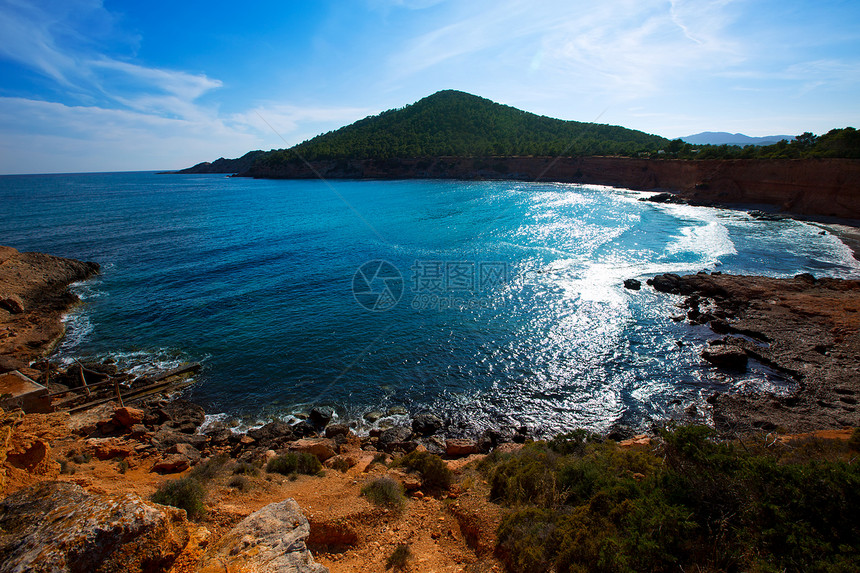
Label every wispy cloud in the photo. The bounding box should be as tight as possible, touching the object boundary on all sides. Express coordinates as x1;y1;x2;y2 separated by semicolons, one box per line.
0;0;370;172
231;103;374;141
388;0;744;99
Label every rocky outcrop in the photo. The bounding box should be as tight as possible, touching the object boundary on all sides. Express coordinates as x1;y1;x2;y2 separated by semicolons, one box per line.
241;156;860;220
0;481;190;573
649;272;860;432
0;246;99;364
196;498;327;573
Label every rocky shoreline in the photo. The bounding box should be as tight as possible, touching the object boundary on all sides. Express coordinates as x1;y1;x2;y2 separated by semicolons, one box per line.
646;271;860;434
3;247;860;571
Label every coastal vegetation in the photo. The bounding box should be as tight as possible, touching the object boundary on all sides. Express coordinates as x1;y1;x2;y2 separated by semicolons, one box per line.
480;425;860;573
361;476;407;510
266;452;323;476
151;477;207;521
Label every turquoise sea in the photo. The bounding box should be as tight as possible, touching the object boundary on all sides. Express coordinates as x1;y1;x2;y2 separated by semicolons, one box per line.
2;172;858;435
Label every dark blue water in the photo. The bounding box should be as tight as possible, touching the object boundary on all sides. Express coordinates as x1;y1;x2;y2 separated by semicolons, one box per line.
2;172;858;434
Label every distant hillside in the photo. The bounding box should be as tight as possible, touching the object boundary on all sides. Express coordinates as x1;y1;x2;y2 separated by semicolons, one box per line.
253;90;668;170
172;150;265;174
681;132;794;146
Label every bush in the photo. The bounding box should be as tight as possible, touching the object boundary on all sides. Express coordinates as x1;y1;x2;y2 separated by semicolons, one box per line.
482;425;860;572
189;454;229;482
486;442;560;507
266;452;322;476
229;475;252;492
361;477;406;510
385;543;411;570
151;477;206;520
397;451;452;491
233;461;259;476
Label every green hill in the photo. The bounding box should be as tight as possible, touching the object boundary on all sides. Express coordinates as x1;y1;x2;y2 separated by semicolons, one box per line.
256;90;669;167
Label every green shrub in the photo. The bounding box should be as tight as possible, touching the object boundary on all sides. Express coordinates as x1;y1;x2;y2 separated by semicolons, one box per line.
397;451;452;491
482;424;860;572
486;442;560;507
266;452;322;476
361;476;406;510
151;477;206;520
228;475;252;492
233;461;259;476
385;543;411;570
188;454;229;482
548;429;601;456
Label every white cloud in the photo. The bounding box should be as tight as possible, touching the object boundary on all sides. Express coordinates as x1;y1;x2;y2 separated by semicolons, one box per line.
231;103;375;144
389;0;745;100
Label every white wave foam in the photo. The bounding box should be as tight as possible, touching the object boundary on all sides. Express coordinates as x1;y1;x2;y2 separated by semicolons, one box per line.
56;310;93;357
661;205;738;263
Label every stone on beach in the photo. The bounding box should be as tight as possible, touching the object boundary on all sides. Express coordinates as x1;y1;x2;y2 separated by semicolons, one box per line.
196;498;327;573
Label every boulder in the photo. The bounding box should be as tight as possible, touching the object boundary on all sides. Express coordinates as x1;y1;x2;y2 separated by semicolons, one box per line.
152;454;191;474
648;273;682;294
702;345;748;370
623;279;641;290
363;411;383;423
91;438;134;460
0;294;25;314
417;435;446;456
196;498;327;573
0;481;190;573
412;413;443;436
169;443;201;464
377;425;413;452
308;407;334;428
289;438;337;462
112;406;145;428
152;399;205;432
151;428;207;451
247;420;294;448
291;420;319;437
324;423;350;438
446;439;479;457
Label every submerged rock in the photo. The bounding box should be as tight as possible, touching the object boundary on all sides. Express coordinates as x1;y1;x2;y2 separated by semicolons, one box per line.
0;481;190;573
196;498;327;573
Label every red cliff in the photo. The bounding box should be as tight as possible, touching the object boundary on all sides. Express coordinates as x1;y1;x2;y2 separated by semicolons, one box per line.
243;156;860;219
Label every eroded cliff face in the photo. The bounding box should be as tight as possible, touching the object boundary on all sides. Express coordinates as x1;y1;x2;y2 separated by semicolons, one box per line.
243;156;860;219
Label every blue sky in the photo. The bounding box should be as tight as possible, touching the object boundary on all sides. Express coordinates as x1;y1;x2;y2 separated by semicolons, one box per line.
1;0;858;174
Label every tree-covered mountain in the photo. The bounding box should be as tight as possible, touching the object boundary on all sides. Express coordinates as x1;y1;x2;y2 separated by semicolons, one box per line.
255;90;669;168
